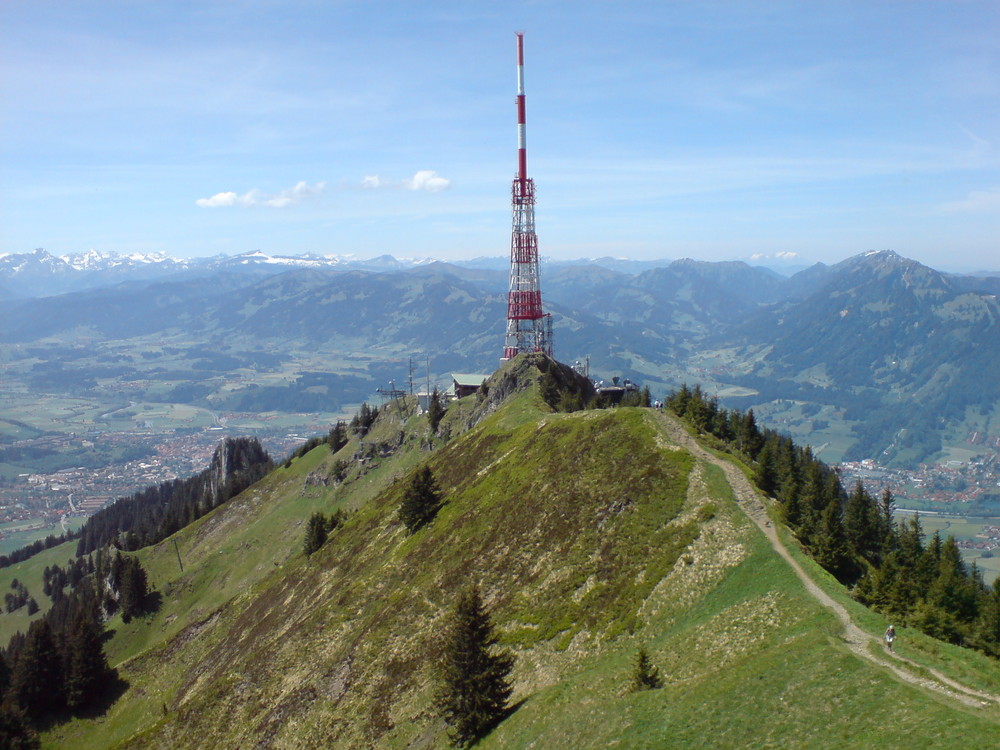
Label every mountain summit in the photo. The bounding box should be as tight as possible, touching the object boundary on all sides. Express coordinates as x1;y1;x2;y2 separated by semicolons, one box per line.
28;355;1000;748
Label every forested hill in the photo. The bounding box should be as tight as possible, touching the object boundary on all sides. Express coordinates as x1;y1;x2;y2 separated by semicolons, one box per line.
5;354;991;749
75;437;272;555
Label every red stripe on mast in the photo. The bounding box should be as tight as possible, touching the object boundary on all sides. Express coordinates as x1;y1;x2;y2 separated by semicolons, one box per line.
502;31;552;362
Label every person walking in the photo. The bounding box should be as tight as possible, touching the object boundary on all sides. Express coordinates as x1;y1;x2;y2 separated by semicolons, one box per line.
884;624;896;652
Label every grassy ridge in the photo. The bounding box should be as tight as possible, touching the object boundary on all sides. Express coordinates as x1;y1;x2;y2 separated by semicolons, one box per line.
16;357;1000;748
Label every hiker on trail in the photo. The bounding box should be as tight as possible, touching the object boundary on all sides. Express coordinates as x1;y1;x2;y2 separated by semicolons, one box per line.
885;625;896;652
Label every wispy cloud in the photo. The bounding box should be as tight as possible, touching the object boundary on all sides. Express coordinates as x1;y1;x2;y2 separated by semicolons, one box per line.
750;251;799;261
939;187;1000;214
361;170;451;193
196;180;325;208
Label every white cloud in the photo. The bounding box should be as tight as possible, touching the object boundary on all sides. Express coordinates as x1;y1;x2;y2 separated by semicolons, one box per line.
360;170;451;192
196;191;241;207
405;170;451;192
939;187;1000;214
196;180;325;208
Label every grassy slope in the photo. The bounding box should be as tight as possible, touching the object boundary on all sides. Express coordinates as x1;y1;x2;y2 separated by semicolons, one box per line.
22;361;1000;748
0;540;76;642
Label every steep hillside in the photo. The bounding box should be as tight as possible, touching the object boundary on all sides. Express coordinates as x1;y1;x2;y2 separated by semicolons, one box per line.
729;250;1000;463
31;355;1000;749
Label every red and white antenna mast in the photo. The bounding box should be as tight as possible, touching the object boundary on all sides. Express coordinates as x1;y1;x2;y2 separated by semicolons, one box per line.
502;31;552;362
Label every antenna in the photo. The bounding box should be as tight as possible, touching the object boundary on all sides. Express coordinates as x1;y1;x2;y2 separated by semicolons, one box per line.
502;32;552;362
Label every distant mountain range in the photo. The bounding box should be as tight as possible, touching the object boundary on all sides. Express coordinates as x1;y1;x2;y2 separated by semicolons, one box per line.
3;248;999;466
0;248;694;300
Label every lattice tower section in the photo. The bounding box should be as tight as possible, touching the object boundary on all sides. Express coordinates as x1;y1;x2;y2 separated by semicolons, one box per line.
503;32;551;361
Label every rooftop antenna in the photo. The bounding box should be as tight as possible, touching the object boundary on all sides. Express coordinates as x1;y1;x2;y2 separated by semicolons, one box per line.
501;32;552;363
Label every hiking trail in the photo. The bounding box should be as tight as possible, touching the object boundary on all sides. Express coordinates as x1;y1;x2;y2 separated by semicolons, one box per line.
656;412;1000;710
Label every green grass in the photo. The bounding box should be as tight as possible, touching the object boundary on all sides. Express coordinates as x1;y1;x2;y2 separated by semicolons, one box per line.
20;358;1000;748
773;514;1000;698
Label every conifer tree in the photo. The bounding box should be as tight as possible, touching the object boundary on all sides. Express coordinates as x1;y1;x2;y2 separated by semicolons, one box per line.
811;496;856;582
844;481;882;564
630;646;663;691
0;704;39;750
65;614;110;711
303;512;329;556
740;409;763;458
428;388;445;433
326;421;348;453
437;586;514;747
119;556;149;623
10;619;63;717
753;441;778;496
977;579;1000;655
398;466;443;534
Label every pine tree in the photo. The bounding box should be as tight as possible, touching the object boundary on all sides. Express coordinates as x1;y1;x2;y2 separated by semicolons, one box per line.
0;704;39;750
65;614;110;711
428;388;445;433
811;496;857;582
10;619;64;718
630;646;663;691
119;556;149;623
753;440;778;496
438;586;514;747
844;481;882;564
740;409;763;458
976;578;1000;655
303;512;329;556
326;421;348;452
398;466;443;534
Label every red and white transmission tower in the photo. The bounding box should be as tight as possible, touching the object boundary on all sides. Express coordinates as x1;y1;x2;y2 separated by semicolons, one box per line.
502;32;552;362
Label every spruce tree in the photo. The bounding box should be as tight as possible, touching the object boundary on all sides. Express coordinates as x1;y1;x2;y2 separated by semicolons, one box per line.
438;586;514;747
844;481;881;564
428;388;446;433
811;496;856;582
753;441;778;496
326;421;348;452
977;578;1000;655
630;646;663;691
0;704;39;750
398;466;443;534
65;614;110;711
303;512;329;556
119;556;149;623
10;619;63;718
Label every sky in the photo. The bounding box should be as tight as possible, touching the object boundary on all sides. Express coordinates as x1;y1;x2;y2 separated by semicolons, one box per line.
2;1;998;271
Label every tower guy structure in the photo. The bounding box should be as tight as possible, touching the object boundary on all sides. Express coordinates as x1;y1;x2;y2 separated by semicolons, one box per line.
502;32;552;362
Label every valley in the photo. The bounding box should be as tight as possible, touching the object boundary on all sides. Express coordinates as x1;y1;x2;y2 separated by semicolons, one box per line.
5;249;1000;532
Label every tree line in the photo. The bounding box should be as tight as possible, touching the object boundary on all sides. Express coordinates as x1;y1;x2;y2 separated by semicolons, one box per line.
0;546;150;747
0;531;79;571
668;384;1000;657
76;437;272;556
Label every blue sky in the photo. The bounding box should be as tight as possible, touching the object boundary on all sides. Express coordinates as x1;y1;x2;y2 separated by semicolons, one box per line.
2;1;998;270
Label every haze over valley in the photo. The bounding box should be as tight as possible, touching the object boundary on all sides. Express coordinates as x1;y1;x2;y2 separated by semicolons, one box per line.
3;2;1000;747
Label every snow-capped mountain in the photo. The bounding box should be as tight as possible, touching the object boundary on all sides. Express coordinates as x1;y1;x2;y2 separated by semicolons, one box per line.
0;248;439;299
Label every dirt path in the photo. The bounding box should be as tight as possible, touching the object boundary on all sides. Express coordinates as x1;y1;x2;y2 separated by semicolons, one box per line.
655;412;1000;710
